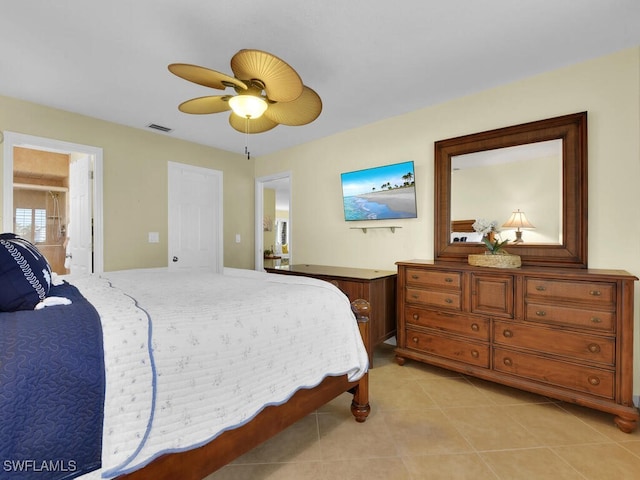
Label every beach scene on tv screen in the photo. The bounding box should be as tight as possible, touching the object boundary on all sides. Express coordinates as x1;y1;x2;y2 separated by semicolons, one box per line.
341;161;417;221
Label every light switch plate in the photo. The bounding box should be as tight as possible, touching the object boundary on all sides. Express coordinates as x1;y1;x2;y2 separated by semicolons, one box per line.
148;232;160;243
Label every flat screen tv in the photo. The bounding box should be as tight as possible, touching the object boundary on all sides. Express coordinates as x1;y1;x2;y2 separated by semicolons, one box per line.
341;161;417;221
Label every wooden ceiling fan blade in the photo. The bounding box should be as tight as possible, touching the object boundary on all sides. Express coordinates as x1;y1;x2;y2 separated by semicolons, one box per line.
229;113;278;134
264;86;322;126
168;63;247;91
179;96;231;114
230;49;303;103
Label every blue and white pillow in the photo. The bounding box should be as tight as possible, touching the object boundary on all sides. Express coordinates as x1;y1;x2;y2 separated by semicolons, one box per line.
0;233;52;311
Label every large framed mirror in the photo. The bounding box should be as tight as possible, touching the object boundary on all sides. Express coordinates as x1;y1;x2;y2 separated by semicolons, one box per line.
434;112;587;268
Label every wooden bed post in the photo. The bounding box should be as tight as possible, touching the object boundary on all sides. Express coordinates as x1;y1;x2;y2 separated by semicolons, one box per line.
350;299;371;422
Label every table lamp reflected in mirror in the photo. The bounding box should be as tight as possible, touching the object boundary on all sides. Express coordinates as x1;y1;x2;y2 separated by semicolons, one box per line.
503;209;535;244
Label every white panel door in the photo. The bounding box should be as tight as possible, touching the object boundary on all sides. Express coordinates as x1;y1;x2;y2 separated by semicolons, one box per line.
168;162;223;273
68;155;92;275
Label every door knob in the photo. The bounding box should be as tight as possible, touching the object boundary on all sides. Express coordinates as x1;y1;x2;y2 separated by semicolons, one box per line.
172;256;178;262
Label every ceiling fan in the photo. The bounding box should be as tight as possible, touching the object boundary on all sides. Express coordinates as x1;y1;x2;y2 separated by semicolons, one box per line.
168;49;322;138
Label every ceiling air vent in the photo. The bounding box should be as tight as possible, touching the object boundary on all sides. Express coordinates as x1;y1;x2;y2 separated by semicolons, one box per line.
147;123;173;133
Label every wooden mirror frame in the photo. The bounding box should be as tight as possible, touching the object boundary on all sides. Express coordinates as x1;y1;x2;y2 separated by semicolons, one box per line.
434;112;588;268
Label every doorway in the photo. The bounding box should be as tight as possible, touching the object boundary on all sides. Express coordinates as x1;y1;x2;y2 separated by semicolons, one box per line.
12;147;70;273
255;172;291;271
2;132;104;273
167;161;223;273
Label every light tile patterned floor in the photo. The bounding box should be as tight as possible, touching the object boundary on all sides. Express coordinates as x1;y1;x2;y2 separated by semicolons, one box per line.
205;344;640;480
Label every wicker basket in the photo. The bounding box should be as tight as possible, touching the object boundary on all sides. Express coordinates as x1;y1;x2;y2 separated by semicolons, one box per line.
468;253;521;269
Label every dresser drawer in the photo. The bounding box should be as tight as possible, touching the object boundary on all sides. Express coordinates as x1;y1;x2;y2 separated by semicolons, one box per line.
525;278;615;306
493;321;615;365
525;302;615;332
493;348;614;399
405;306;489;340
406;328;489;368
405;268;461;289
405;287;462;310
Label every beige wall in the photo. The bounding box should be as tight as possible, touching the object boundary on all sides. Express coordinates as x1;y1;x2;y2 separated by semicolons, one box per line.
256;47;640;273
255;47;640;396
0;95;255;271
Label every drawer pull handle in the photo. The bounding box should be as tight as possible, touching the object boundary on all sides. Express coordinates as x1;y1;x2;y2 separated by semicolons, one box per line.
445;298;453;304
535;285;546;291
588;376;600;386
445;277;453;283
411;294;419;299
589;290;601;296
411;274;420;280
588;343;601;353
503;329;513;338
591;317;602;324
535;310;547;317
470;350;479;358
412;336;419;343
503;357;513;367
412;313;420;320
471;323;479;332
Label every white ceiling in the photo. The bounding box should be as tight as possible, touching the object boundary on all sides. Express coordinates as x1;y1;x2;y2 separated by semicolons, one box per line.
1;1;639;159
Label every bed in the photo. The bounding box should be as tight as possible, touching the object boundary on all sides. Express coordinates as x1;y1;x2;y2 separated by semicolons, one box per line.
1;234;370;480
450;219;487;243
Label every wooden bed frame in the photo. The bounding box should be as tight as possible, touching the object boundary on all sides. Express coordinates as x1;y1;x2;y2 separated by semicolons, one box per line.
451;219;475;233
451;219;493;242
117;300;371;480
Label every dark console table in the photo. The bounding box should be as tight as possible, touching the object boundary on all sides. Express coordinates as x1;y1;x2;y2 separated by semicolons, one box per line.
265;264;397;366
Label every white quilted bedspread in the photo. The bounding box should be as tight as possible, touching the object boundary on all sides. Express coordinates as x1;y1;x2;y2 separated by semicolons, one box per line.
71;268;368;479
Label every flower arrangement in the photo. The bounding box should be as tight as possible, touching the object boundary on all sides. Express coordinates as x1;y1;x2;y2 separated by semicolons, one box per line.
471;218;497;236
472;218;509;255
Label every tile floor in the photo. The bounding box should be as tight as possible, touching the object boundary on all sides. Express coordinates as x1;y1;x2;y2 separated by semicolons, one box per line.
205;344;640;479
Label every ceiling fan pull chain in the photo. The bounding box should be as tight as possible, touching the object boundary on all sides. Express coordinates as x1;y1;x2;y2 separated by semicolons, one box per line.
245;117;251;160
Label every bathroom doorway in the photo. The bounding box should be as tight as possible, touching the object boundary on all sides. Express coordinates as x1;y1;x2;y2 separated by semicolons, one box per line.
3;132;103;274
12;147;70;273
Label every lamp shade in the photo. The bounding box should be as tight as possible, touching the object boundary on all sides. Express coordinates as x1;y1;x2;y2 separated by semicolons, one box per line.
502;209;535;229
228;94;268;119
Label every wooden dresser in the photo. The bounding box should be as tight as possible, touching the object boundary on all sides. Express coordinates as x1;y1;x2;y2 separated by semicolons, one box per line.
395;260;639;432
265;264;397;366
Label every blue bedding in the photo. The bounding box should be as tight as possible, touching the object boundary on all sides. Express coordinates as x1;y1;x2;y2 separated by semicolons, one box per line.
0;281;105;479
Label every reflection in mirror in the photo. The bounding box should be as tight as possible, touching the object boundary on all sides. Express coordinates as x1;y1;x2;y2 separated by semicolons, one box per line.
450;140;563;245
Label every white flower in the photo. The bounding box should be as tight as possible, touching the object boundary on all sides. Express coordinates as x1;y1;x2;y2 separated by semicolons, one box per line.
472;218;500;235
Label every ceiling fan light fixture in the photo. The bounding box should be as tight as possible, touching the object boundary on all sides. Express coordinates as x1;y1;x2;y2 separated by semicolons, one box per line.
169;50;322;156
228;94;268;119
